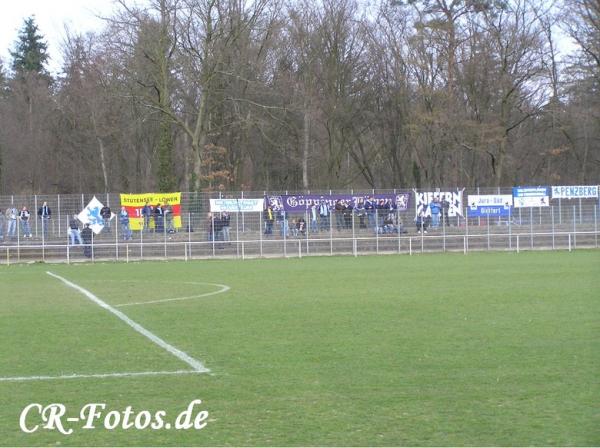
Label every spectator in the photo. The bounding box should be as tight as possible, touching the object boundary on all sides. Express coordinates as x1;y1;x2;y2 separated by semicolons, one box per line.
319;199;330;231
382;213;396;234
38;201;51;238
264;206;274;235
279;211;289;238
0;208;4;241
335;199;344;231
141;202;153;232
165;203;175;234
297;217;306;237
343;200;353;229
355;198;366;229
309;204;318;233
100;204;112;233
365;196;375;229
213;213;223;241
5;206;17;238
221;212;230;241
441;195;450;227
206;213;214;241
68;215;82;246
19;206;32;238
119;206;132;240
430;196;442;228
81;223;93;258
416;208;428;234
154;203;164;233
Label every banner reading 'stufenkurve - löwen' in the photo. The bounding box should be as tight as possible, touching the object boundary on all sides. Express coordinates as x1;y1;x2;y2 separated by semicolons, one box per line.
120;193;182;231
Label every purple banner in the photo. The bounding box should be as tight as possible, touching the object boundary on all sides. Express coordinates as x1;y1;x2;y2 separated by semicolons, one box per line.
266;193;410;212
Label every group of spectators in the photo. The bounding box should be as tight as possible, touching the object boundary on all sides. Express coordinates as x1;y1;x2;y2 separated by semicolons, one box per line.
415;195;451;233
0;200;177;251
262;196;407;237
140;202;176;234
0;202;52;241
206;212;231;242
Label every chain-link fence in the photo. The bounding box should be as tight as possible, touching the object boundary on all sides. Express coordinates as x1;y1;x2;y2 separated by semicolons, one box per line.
0;188;598;264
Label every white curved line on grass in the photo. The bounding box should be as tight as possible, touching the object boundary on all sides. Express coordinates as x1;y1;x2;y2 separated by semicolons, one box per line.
114;283;231;308
46;272;210;373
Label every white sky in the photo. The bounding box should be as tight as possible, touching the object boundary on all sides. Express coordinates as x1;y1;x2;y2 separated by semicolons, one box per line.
0;0;578;76
0;0;121;75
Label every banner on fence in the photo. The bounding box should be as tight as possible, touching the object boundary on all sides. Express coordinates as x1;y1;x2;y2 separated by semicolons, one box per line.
210;198;264;212
551;185;599;199
467;194;513;217
414;190;464;217
512;187;550;208
120;192;182;231
78;196;108;234
265;193;410;212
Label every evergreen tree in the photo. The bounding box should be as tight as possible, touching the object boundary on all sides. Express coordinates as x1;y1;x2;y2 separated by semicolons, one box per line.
10;16;49;75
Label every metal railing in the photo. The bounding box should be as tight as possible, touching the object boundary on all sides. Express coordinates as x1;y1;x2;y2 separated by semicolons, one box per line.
0;200;598;264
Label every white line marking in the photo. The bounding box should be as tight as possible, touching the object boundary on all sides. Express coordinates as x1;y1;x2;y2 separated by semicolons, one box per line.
0;370;199;382
115;283;230;307
46;272;210;373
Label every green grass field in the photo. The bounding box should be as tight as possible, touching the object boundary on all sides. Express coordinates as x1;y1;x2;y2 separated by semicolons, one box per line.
0;251;598;446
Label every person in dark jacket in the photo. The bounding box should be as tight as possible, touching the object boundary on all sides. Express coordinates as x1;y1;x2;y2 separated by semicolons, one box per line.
100;205;112;233
154;203;164;233
38;201;51;238
81;224;93;258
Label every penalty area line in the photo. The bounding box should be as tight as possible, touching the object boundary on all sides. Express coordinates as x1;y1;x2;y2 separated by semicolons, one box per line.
0;370;200;383
46;271;210;374
115;283;231;307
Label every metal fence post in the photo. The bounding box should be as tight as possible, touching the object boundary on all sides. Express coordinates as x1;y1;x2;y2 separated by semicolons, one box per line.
465;206;469;252
34;195;38;238
573;205;577;249
329;209;333;256
57;195;61;238
529;207;534;249
595;205;598;248
376;208;379;254
397;208;401;254
140;222;143;261
211;214;215;257
487;211;490;251
283;211;288;258
508;206;512;250
115;215;119;261
442;205;446;252
259;211;263;257
305;209;309;255
551;205;555;250
188;213;192;260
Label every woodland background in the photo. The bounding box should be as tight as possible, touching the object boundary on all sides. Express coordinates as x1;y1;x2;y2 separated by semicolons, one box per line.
0;0;598;195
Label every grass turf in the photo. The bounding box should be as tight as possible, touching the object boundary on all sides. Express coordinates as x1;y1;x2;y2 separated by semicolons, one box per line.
0;251;598;446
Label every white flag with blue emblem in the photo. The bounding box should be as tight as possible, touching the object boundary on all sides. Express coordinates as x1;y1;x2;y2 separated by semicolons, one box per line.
78;196;106;234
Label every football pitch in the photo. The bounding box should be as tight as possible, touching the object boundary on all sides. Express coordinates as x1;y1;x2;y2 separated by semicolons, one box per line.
0;251;598;446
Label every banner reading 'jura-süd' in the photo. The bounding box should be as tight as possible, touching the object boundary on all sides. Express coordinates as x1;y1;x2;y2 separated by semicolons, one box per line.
120;193;182;231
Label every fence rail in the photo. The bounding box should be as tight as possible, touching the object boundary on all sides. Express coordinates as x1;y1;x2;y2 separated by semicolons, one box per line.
0;200;598;264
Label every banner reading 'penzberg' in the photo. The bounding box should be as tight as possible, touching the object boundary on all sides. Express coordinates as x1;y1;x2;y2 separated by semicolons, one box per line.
512;187;550;208
266;193;410;212
120;193;182;231
467;195;513;217
551;185;599;199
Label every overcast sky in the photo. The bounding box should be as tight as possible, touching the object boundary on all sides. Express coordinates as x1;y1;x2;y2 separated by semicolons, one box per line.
0;0;121;75
0;0;577;76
